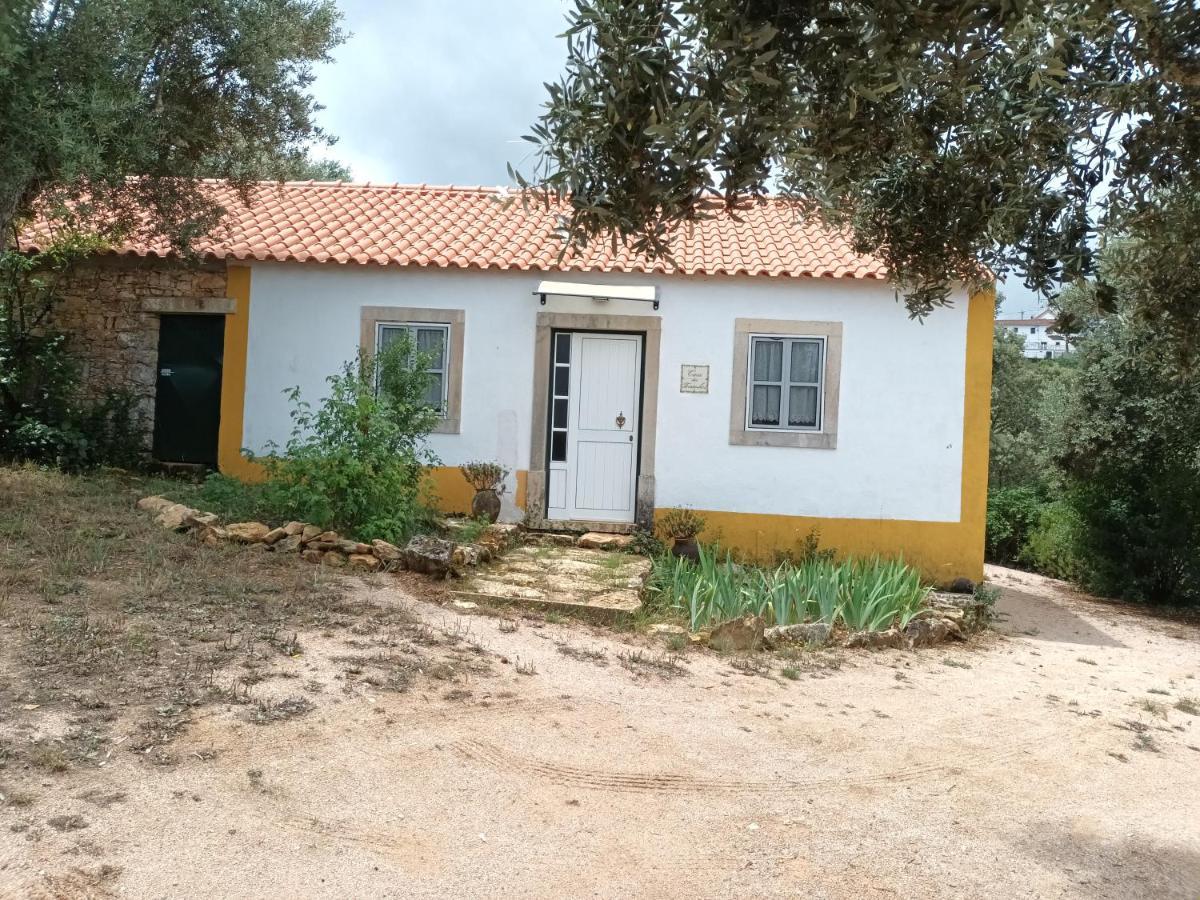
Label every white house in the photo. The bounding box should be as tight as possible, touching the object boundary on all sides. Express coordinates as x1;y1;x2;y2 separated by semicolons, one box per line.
41;182;993;584
996;309;1072;358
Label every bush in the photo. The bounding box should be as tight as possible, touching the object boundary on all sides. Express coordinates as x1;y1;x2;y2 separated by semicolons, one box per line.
985;486;1044;565
0;326;146;469
1051;311;1200;606
233;337;441;543
1021;500;1081;581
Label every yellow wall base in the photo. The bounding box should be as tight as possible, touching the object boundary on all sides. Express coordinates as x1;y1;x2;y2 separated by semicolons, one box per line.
423;467;528;517
659;508;982;586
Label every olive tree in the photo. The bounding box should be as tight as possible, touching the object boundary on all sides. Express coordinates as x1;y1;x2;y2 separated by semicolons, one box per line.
520;1;1200;357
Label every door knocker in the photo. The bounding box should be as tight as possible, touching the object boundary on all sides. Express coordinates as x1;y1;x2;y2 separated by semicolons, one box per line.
616;411;627;429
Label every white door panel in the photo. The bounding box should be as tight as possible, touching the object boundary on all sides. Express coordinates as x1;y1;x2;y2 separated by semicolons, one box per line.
547;332;642;523
574;441;635;511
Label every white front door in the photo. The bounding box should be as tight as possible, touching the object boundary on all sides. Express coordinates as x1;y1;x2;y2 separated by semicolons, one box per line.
547;331;642;523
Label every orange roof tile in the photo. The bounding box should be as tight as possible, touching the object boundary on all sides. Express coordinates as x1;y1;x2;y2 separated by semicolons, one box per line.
26;181;888;281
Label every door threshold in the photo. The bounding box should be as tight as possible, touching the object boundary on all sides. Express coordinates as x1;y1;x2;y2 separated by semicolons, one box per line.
536;519;636;535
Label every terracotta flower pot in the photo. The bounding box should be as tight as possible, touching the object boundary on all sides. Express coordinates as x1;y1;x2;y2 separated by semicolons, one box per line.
471;488;502;524
670;536;700;561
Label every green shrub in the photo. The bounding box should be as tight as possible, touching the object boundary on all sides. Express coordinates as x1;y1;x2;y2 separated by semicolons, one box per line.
0;325;145;469
985;486;1044;564
1020;500;1081;581
233;337;441;542
646;545;929;632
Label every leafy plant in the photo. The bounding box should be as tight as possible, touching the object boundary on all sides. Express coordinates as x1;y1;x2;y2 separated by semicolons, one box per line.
1;1;344;247
646;545;929;633
459;461;508;493
246;336;440;543
986;486;1045;565
520;2;1200;358
0;236;148;469
658;507;706;540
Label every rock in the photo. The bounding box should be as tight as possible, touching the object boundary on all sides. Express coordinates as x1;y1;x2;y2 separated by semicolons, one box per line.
315;531;339;544
526;532;576;548
452;544;485;567
348;553;381;572
283;521;306;536
370;539;403;563
904;616;963;647
708;615;765;652
300;548;324;564
225;522;271;543
305;540;336;552
155;503;197;530
402;535;460;578
262;527;288;546
648;623;686;637
928;592;992;632
275;534;303;553
136;496;173;513
321;551;348;568
199;525;228;546
946;576;976;594
845;628;906;649
578;532;634;551
301;525;323;543
478;523;522;552
184;510;220;528
764;622;832;648
336;539;371;555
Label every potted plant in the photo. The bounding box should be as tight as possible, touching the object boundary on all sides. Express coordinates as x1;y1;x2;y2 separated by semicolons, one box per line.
459;461;509;524
659;508;706;561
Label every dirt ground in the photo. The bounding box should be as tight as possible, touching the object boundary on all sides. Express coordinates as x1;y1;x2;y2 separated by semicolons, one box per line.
2;540;1198;900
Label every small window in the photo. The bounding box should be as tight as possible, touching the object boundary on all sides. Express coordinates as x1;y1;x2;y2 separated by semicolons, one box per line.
377;322;450;416
747;336;824;432
550;332;571;462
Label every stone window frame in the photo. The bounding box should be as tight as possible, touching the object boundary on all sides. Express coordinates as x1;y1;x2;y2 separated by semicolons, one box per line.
729;318;842;450
525;311;661;533
360;306;464;435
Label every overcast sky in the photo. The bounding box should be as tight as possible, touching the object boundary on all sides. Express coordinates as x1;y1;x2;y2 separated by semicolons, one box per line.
309;0;1042;316
310;0;570;187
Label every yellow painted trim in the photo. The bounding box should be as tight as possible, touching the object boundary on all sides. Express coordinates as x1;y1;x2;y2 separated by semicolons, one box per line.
423;467;529;517
656;286;995;586
217;266;265;481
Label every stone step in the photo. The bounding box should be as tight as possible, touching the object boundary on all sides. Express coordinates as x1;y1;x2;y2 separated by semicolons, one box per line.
451;545;649;622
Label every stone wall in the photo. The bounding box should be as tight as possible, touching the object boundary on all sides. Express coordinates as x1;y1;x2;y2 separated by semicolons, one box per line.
54;257;229;450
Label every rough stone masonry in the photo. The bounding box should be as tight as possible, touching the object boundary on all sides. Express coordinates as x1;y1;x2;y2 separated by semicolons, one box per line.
54;256;229;450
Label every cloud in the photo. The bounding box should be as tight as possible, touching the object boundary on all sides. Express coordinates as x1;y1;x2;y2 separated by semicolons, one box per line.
310;0;570;185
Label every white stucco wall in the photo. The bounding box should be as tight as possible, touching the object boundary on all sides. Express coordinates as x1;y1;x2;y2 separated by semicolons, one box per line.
242;262;969;522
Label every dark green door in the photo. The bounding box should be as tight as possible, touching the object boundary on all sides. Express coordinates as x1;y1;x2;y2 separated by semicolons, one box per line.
152;315;224;465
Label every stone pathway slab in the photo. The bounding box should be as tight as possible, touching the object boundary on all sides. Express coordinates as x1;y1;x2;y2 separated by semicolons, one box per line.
451;545;649;621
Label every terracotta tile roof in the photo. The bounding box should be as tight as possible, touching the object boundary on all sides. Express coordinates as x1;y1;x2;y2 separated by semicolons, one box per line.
28;181;889;281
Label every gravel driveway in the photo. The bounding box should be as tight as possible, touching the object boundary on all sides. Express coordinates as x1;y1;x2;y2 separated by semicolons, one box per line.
3;565;1198;899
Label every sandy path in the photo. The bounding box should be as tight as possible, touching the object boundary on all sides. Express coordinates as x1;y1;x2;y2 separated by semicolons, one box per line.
2;566;1198;899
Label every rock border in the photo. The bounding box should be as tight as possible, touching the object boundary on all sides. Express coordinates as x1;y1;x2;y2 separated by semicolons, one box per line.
135;496;523;578
701;592;993;652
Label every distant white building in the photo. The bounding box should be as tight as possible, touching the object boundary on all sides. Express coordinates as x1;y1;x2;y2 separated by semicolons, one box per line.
995;309;1073;359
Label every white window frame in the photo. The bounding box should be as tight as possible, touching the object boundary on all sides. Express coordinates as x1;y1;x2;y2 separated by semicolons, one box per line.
745;334;826;433
375;321;451;417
